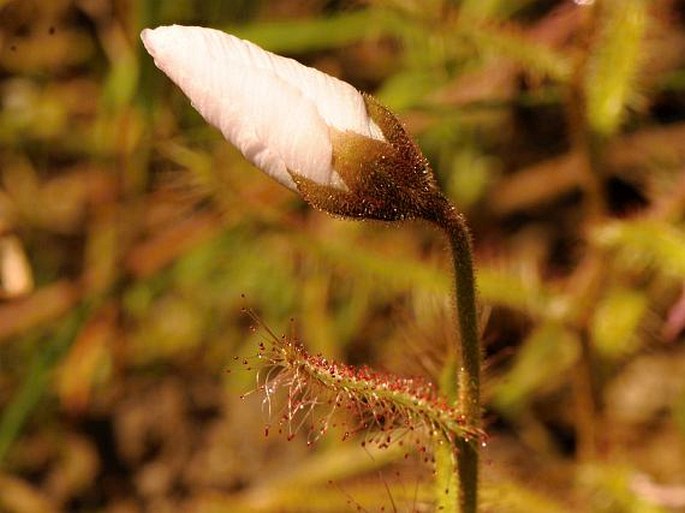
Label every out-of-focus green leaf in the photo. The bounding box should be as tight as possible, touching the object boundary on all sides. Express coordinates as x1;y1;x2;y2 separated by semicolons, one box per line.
296;232;446;293
461;22;572;82
481;480;573;513
492;322;579;415
459;0;504;21
0;307;87;466
579;464;668;513
585;0;648;135
478;267;553;319
591;288;647;358
375;70;444;111
446;148;497;208
594;220;685;277
605;352;685;425
197;443;408;512
296;232;554;318
225;11;387;54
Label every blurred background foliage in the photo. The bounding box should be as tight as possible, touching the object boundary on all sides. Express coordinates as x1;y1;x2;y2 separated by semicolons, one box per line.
0;0;684;511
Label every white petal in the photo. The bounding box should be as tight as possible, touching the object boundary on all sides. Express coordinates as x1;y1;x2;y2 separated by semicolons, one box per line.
141;25;384;190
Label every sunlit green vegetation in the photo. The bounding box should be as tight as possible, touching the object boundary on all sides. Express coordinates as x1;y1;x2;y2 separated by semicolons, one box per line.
1;0;684;511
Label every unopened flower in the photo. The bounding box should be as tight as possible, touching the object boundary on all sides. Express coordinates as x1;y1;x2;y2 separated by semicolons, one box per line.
141;25;444;221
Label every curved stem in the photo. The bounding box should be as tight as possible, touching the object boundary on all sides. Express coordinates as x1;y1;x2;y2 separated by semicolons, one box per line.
429;198;481;513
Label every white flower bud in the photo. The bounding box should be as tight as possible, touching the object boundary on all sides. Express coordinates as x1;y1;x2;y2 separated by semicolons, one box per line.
141;25;385;191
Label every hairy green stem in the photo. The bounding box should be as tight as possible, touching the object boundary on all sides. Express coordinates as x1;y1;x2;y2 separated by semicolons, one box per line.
429;199;481;513
436;351;459;512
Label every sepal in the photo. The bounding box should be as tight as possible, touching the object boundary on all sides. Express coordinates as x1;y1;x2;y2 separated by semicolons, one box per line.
291;95;444;222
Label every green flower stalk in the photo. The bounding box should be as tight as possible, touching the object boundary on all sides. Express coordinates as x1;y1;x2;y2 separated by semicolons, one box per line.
142;25;482;512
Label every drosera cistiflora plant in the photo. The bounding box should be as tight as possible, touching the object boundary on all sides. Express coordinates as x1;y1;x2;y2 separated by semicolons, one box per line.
234;308;486;457
143;25;483;512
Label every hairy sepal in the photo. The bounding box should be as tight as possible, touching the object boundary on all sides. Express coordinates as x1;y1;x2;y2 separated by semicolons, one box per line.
292;95;443;221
